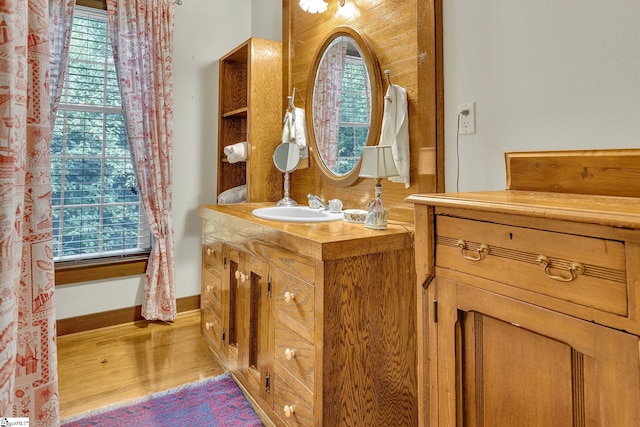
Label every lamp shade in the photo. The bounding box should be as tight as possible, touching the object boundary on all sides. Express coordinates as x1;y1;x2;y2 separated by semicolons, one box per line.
359;146;399;179
299;0;328;13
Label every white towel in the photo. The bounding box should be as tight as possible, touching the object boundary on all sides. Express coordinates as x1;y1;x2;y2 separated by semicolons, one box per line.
224;141;247;164
378;84;410;188
282;108;308;158
217;184;246;204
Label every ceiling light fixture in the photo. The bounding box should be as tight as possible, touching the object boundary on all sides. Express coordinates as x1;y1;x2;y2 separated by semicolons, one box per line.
299;0;328;13
299;0;345;14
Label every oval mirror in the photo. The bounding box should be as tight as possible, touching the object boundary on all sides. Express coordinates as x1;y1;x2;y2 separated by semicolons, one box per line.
306;26;382;187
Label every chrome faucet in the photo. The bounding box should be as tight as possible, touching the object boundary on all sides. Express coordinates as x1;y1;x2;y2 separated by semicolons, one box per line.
307;194;329;210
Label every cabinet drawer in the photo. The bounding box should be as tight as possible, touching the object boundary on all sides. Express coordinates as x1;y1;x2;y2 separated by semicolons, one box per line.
273;365;314;427
202;307;221;349
275;320;315;391
273;268;315;337
201;269;221;315
203;239;223;271
436;216;627;315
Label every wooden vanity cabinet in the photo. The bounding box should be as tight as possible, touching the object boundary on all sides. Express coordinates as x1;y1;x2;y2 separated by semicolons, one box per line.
408;149;640;426
217;38;283;203
199;203;418;426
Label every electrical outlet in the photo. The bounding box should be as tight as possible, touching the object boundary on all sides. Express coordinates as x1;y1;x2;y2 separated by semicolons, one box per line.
458;102;476;135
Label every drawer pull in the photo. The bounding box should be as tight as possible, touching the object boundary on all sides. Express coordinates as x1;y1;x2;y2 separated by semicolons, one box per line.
457;239;489;261
205;322;212;329
206;248;212;255
284;404;295;418
536;255;585;282
285;348;296;360
284;291;295;303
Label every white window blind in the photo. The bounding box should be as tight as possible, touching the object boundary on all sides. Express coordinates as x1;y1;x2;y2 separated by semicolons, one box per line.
51;6;151;262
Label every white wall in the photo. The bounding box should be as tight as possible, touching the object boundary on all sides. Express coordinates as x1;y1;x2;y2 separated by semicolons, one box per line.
444;0;640;192
252;0;282;41
56;0;282;319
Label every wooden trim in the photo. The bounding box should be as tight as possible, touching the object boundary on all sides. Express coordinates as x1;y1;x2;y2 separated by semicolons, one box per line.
76;0;106;10
56;295;201;336
55;256;149;285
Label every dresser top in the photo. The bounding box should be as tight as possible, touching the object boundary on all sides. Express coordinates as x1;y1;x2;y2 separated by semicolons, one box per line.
408;148;640;229
407;190;640;229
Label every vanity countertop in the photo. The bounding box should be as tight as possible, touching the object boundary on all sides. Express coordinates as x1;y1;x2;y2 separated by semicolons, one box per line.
198;203;414;261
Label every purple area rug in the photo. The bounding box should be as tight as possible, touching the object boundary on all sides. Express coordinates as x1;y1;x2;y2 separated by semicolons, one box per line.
61;373;264;426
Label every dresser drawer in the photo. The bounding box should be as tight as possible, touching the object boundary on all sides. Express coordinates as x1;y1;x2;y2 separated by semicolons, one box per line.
273;365;314;427
436;216;627;315
275;319;315;391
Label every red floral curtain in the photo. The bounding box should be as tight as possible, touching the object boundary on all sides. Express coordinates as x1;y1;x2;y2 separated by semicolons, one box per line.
106;0;176;321
312;39;347;171
48;0;75;125
0;0;59;425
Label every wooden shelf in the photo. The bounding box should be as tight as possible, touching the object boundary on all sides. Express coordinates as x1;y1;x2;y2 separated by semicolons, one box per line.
217;38;283;203
222;107;248;118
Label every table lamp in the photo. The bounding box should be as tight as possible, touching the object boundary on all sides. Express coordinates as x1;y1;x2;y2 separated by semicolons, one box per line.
358;146;399;229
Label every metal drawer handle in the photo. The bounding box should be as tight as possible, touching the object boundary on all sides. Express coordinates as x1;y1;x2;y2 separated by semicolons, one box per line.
456;239;489;262
536;255;585;282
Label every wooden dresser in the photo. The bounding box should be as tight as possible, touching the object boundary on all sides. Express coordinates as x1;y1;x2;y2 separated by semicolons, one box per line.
198;203;418;426
408;149;640;426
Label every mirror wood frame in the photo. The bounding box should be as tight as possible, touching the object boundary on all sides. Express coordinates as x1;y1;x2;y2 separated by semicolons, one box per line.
305;26;383;187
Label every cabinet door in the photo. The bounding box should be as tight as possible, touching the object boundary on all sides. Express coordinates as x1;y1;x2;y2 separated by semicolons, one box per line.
223;246;242;372
433;277;640;427
241;252;273;405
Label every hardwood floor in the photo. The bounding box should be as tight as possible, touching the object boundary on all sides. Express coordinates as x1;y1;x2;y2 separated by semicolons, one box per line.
57;310;226;420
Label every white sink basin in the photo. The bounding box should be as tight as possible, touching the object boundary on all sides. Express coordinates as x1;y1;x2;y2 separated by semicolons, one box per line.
252;206;343;223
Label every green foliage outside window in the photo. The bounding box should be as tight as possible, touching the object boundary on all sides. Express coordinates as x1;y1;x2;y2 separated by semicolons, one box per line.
336;57;370;175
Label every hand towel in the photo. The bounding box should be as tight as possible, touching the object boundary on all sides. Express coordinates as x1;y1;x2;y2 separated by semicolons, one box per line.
378;84;410;188
224;141;247;164
282;108;308;158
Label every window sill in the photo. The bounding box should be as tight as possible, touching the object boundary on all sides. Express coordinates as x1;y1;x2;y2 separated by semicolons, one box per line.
55;255;149;286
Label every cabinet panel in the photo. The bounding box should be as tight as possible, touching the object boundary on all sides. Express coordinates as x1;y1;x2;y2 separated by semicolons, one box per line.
434;277;640;426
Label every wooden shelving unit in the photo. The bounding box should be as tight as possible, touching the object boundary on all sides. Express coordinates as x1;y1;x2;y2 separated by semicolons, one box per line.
217;38;283;202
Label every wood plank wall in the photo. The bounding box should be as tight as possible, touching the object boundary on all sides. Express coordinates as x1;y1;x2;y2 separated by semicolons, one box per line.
283;0;443;223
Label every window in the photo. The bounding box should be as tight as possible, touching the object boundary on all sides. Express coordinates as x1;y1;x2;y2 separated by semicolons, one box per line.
336;55;370;175
51;6;150;278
